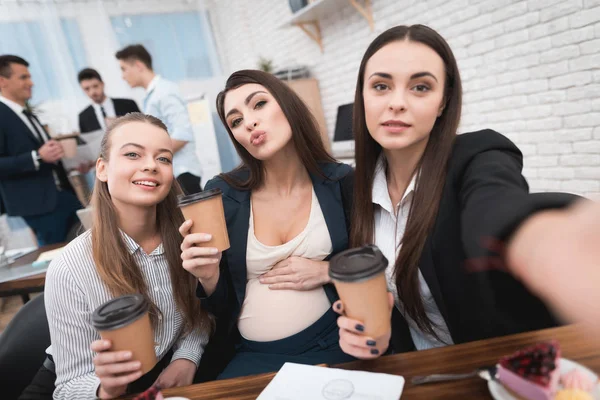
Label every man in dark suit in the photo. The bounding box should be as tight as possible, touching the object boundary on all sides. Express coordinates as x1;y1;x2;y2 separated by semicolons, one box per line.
77;68;139;134
0;55;81;245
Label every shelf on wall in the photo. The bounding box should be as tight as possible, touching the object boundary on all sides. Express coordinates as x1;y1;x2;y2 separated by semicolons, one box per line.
280;0;374;52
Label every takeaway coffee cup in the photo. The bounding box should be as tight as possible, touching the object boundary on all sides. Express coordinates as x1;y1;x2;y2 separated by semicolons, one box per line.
92;294;157;374
54;133;80;158
177;188;230;252
329;245;391;338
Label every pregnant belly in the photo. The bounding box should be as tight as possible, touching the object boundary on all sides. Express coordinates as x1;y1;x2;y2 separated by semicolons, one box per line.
237;279;332;342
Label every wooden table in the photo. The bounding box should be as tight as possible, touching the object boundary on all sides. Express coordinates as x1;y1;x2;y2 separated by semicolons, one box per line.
128;324;599;400
0;243;64;302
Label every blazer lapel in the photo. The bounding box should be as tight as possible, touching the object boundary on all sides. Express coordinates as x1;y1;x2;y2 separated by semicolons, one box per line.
312;175;348;259
223;190;251;308
21;120;41;147
113;98;124;116
419;237;453;339
0;103;42;147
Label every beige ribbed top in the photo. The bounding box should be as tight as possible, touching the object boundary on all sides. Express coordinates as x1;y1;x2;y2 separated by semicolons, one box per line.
238;188;333;341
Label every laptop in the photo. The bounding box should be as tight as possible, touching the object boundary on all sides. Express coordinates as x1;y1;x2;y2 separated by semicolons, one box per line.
331;103;355;160
76;208;93;230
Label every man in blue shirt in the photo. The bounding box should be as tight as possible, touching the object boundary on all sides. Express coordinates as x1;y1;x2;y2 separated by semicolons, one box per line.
115;44;203;194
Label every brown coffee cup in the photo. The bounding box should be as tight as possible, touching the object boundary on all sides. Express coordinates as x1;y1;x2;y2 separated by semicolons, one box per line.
92;294;157;374
329;245;391;338
55;133;80;158
177;188;230;252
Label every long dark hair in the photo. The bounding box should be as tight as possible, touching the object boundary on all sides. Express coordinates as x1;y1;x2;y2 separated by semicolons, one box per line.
216;69;335;190
91;113;212;334
350;25;462;338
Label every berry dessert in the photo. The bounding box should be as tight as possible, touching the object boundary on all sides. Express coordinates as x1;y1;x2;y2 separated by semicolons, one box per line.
497;341;561;400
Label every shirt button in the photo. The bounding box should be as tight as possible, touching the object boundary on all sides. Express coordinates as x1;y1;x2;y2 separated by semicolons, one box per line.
158;315;163;320
154;286;159;292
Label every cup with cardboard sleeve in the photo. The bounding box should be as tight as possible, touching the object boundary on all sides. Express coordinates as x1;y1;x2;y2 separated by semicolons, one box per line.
329;245;391;338
92;294;157;374
177;188;230;252
54;132;81;158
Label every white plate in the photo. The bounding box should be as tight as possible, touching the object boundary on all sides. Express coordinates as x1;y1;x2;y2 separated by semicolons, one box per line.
489;358;600;399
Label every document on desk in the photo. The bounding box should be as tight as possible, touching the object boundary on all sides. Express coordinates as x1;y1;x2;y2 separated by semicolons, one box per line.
257;362;405;400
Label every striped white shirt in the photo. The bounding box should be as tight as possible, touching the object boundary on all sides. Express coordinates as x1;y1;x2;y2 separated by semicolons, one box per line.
45;230;208;400
372;157;454;350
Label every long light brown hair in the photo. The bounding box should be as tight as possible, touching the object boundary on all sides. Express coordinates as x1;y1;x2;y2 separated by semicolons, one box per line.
351;25;462;338
91;112;211;334
216;69;336;190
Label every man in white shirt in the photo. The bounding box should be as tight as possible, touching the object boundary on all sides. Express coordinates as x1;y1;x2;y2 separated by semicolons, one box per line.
0;55;81;245
115;44;203;194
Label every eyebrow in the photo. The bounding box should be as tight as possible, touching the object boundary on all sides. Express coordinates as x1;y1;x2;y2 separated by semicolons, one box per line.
120;143;173;155
368;71;438;82
225;90;268;119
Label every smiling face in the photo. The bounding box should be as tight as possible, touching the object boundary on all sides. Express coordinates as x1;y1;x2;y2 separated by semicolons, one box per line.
0;63;33;105
222;83;293;161
95;121;174;210
363;40;446;153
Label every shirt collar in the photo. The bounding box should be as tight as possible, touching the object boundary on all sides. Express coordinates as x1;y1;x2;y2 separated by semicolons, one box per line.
0;95;25;114
146;75;160;95
93;96;111;110
372;155;417;214
120;230;164;256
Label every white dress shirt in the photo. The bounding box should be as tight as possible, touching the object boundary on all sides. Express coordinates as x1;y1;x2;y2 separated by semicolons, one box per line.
372;157;454;350
92;97;116;131
0;95;49;169
143;75;203;178
45;230;208;399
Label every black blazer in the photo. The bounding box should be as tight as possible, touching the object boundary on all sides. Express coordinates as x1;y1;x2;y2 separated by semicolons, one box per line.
389;130;579;353
78;98;140;133
0;102;72;217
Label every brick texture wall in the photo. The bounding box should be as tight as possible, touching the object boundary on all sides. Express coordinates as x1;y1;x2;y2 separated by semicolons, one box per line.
207;0;600;197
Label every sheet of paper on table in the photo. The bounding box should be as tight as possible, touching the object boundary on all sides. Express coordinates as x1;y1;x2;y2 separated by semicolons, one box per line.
5;246;38;261
257;362;405;400
35;247;65;263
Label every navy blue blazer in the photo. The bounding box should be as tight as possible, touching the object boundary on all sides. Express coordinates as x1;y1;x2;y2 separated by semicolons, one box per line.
0;102;71;217
197;162;353;335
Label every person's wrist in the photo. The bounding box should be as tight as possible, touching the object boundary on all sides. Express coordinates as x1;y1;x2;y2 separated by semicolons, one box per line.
507;210;564;281
198;269;220;295
97;382;128;399
97;385;112;399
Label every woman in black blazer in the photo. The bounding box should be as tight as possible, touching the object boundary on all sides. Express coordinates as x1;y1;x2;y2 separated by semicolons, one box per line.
180;70;355;379
334;25;579;359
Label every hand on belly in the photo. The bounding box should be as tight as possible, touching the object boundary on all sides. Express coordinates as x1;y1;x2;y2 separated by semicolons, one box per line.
257;256;330;291
238;278;331;341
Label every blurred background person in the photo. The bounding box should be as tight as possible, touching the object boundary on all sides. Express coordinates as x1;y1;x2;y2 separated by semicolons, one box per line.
77;68;140;188
78;68;139;134
116;45;203;194
0;55;81;246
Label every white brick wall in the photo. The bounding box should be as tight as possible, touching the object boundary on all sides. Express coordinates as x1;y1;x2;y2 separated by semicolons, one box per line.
207;0;600;196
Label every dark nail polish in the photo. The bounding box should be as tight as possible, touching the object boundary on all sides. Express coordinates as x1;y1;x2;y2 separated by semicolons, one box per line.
370;349;380;355
336;303;342;310
366;340;377;347
355;324;365;332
